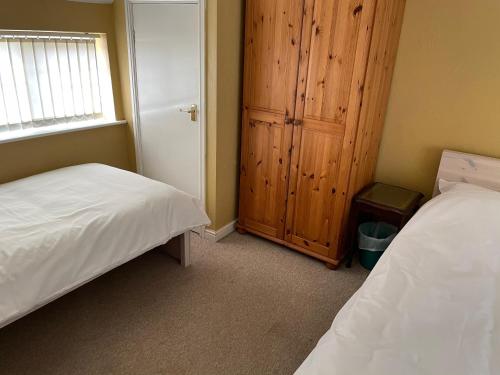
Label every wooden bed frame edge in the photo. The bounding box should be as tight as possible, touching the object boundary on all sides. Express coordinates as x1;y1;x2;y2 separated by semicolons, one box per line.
434;149;500;197
160;231;191;267
180;231;191;267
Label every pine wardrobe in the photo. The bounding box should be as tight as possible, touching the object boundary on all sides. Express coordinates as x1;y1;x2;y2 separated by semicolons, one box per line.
237;0;406;268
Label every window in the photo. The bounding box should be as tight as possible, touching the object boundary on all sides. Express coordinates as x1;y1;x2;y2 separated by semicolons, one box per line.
0;30;115;135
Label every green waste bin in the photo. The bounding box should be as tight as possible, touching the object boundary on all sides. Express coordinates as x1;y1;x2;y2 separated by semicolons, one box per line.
358;222;398;270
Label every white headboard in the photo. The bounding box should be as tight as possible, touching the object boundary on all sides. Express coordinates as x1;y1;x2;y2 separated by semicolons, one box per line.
434;150;500;196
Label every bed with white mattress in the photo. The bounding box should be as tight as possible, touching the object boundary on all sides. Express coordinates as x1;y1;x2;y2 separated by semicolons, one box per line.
295;150;500;375
0;163;210;328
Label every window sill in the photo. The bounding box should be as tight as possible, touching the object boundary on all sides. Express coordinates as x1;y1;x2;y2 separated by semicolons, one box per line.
0;120;127;145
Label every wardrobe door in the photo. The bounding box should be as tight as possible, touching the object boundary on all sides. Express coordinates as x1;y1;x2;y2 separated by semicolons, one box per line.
285;0;376;258
238;0;304;239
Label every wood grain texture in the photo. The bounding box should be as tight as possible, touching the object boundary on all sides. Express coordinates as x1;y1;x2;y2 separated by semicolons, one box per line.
243;0;304;116
238;0;406;265
340;0;406;258
434;150;500;196
303;0;366;124
286;0;377;260
238;0;305;239
349;0;406;196
240;111;290;238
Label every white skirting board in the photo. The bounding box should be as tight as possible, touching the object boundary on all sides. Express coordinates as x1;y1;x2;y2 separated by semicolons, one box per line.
204;220;237;243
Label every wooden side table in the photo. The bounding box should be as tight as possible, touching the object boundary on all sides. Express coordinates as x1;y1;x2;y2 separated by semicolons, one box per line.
345;183;423;268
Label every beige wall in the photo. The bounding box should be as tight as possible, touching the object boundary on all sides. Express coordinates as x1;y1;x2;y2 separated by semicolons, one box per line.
113;0;137;171
206;0;245;230
215;0;244;229
205;0;219;227
0;0;132;183
376;0;500;197
0;126;130;184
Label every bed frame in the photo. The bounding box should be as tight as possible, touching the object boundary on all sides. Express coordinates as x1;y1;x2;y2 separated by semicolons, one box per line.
433;150;500;196
161;232;191;267
0;232;191;329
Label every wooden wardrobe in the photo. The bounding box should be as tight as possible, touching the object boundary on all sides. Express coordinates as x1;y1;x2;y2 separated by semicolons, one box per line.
237;0;406;268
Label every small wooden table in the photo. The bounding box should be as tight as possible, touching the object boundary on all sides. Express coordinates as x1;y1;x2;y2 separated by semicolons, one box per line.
345;183;423;268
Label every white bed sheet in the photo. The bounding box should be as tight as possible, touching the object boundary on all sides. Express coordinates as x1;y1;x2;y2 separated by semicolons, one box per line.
296;187;500;375
0;164;210;327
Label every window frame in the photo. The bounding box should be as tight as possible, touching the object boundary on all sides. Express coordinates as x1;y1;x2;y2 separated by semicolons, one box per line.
0;29;117;141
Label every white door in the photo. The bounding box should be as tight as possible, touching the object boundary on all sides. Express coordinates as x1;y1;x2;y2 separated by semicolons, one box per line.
132;2;202;200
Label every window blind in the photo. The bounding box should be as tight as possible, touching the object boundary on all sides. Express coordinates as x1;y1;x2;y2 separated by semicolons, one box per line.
0;31;111;132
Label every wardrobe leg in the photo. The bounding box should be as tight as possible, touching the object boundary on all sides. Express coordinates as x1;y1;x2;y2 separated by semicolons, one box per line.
325;262;339;270
236;226;247;235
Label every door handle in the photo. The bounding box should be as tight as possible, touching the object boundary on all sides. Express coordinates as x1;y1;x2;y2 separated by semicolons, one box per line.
179;104;198;122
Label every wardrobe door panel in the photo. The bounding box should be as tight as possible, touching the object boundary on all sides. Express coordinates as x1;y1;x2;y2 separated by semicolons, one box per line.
239;110;291;238
244;0;304;115
285;0;376;258
288;124;344;255
303;0;367;124
239;0;304;239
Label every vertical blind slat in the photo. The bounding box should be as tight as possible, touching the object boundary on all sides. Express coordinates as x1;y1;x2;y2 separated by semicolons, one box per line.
56;41;75;117
19;41;34;125
0;74;9;127
0;40;21;125
68;41;84;116
21;41;44;122
33;40;55;119
38;41;55;118
64;41;77;116
78;42;93;115
29;41;46;119
87;41;102;114
6;41;25;126
10;40;32;126
45;40;65;118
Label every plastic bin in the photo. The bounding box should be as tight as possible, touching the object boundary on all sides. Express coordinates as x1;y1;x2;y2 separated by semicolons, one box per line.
358;222;398;270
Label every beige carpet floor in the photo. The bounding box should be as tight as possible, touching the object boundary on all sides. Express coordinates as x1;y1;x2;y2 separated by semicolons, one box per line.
0;232;368;375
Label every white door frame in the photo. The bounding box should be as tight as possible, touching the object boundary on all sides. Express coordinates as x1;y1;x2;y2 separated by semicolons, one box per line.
125;0;206;209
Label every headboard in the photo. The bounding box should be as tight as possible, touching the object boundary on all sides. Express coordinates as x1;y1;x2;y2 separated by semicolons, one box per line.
433;150;500;196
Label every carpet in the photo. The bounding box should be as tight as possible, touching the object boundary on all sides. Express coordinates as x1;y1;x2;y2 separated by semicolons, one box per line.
0;232;368;375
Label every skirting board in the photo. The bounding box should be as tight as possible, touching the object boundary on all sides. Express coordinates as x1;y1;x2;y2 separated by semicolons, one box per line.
204;220;237;243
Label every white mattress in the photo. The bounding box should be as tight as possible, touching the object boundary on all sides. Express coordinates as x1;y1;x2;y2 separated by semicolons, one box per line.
296;185;500;375
0;164;210;327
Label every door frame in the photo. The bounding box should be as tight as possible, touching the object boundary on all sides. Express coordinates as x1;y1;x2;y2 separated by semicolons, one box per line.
125;0;207;207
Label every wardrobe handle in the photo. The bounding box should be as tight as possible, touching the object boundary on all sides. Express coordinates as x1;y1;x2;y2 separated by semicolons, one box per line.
284;115;293;124
293;119;303;126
